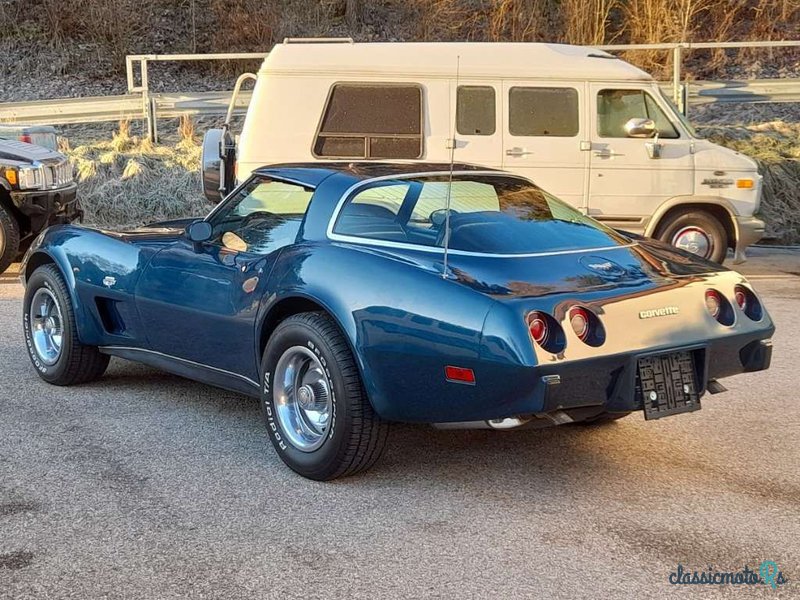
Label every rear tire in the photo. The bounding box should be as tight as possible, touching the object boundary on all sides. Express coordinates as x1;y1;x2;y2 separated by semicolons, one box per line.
261;312;389;480
0;203;20;275
23;264;110;385
655;209;728;264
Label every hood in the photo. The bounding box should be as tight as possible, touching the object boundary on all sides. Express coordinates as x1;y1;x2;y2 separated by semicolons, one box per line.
693;138;759;173
95;218;200;245
0;139;65;166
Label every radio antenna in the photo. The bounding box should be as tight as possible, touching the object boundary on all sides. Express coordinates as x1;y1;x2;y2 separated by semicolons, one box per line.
442;55;460;280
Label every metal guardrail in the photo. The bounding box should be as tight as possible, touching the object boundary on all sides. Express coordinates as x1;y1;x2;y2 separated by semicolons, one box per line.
0;41;798;137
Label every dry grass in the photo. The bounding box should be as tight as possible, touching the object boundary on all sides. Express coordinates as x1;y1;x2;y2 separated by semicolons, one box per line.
66;121;205;230
699;121;800;244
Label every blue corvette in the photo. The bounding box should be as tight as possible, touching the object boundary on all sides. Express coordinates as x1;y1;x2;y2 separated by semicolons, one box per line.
21;163;774;479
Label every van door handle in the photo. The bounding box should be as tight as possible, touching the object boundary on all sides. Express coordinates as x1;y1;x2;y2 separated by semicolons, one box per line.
593;149;624;158
505;147;533;157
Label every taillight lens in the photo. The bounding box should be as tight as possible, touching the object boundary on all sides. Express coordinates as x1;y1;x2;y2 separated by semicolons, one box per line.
569;307;590;341
18;134;32;144
705;290;722;319
526;311;566;354
734;287;747;310
734;285;763;321
705;289;734;325
567;306;606;347
528;312;549;346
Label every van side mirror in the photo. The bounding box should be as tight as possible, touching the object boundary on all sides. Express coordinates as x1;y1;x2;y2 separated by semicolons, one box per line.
186;221;213;246
624;117;657;138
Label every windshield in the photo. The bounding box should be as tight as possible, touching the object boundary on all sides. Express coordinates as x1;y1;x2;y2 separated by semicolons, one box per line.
657;87;697;138
333;174;630;255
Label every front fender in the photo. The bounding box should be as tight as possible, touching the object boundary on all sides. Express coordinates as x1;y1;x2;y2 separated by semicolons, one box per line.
644;195;739;239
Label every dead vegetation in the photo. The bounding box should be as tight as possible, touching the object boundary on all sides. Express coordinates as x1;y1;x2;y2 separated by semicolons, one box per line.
65;120;205;230
699;121;800;244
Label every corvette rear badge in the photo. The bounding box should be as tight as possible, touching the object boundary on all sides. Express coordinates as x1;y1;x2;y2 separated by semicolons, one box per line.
639;306;680;319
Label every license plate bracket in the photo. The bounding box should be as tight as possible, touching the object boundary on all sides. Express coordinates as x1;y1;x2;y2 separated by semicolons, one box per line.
637;351;701;420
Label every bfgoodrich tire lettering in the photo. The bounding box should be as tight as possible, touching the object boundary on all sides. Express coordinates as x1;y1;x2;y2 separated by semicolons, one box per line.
261;312;389;480
23;264;109;385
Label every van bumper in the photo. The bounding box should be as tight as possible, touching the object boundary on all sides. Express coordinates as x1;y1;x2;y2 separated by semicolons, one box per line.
733;215;765;264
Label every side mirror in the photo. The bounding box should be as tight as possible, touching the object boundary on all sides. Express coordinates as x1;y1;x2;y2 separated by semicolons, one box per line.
186;221;213;246
624;117;657;138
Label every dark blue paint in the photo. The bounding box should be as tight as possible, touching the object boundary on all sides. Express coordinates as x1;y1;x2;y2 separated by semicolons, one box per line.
20;164;772;423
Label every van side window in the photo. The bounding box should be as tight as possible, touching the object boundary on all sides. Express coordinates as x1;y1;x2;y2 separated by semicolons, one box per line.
457;86;496;136
597;89;679;139
313;84;423;159
508;87;579;137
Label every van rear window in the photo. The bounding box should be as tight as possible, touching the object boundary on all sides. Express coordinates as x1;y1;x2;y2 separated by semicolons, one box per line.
313;84;423;159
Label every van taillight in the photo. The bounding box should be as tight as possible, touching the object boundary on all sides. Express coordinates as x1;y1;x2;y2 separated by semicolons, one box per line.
19;134;32;144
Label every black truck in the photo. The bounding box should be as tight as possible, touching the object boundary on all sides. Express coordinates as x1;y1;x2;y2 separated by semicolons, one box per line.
0;140;81;274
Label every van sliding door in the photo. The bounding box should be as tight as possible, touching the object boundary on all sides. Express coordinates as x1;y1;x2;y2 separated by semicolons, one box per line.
501;81;588;211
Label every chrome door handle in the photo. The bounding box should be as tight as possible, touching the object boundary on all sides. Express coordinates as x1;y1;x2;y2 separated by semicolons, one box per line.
593;149;624;158
506;147;533;157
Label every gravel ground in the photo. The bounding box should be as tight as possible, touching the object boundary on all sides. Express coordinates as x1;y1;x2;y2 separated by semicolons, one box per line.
0;250;798;599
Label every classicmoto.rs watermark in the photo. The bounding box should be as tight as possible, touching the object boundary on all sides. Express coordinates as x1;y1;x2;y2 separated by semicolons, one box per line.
669;561;789;589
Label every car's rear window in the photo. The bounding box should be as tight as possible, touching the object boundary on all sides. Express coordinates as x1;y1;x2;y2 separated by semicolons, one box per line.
332;174;629;254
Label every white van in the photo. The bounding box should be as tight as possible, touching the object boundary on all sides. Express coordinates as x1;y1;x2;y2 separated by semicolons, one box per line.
202;40;765;263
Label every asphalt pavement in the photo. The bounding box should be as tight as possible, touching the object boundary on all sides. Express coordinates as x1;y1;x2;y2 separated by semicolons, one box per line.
0;250;798;599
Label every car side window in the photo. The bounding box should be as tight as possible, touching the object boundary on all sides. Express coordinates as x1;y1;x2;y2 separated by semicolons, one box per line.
597;89;679;139
210;178;313;254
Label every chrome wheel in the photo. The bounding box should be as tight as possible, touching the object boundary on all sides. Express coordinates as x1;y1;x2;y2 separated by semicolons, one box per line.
273;346;332;452
29;288;64;365
671;226;713;259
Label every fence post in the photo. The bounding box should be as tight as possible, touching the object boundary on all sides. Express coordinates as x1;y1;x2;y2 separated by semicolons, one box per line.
673;45;684;114
140;59;158;142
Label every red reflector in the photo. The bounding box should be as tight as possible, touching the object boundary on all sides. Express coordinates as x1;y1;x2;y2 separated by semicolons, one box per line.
445;366;475;384
19;134;32;144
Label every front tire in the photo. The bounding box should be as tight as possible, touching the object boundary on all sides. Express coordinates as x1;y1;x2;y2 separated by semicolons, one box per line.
0;203;20;275
261;312;389;480
23;264;109;385
656;209;728;264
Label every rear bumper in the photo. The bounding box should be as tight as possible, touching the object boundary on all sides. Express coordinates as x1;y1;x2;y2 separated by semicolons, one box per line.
417;328;774;424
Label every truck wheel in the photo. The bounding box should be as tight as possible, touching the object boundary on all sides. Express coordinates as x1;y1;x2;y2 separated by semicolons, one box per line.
655;209;728;264
261;312;389;480
23;264;110;385
0;203;20;275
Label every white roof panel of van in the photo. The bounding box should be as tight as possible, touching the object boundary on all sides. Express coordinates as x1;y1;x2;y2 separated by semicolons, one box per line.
262;42;653;81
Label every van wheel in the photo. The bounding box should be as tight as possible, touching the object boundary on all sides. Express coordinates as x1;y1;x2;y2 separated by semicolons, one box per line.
260;312;389;480
0;203;20;275
655;209;728;264
23;265;110;385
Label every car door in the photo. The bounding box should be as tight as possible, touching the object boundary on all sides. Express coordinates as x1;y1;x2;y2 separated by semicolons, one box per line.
501;81;588;211
588;84;694;231
134;177;314;381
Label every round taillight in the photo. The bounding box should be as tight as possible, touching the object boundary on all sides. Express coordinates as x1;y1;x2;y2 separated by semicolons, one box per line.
734;288;747;310
705;290;722;319
529;312;548;346
569;307;590;341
